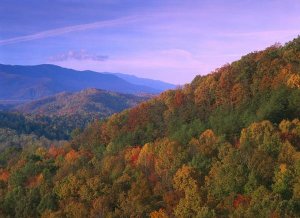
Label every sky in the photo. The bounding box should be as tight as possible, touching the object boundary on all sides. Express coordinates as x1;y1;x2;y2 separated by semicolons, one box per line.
1;0;300;84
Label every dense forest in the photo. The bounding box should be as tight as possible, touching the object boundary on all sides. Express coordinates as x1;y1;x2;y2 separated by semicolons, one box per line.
0;37;300;217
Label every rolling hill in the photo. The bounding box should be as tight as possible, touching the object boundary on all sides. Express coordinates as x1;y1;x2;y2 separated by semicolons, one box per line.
0;88;149;141
0;64;173;101
15;88;148;117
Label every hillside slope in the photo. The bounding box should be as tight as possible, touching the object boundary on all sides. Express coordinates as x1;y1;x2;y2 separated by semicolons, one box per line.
1;37;300;217
78;39;300;148
0;64;162;100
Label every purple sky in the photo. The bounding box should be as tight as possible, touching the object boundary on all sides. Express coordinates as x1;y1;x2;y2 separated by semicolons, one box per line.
1;0;300;84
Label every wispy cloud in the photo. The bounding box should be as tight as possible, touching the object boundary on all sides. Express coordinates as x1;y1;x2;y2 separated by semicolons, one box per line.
0;16;140;46
48;49;206;84
48;50;108;62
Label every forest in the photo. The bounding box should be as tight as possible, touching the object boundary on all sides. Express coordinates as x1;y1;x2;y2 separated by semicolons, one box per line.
0;37;300;217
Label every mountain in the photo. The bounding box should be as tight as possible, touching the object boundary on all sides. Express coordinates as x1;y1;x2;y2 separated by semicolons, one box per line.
15;88;148;117
1;37;300;217
0;64;169;101
112;73;176;91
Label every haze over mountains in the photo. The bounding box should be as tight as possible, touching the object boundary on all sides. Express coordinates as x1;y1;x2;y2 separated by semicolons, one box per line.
0;64;175;101
112;73;175;91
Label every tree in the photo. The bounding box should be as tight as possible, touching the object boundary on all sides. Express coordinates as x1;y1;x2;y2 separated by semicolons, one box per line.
154;139;187;187
173;165;214;217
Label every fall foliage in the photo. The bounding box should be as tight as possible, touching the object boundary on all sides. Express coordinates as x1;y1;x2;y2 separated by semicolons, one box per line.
0;36;300;217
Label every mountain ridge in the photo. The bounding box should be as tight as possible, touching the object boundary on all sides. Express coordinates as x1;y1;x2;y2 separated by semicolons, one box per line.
0;64;174;101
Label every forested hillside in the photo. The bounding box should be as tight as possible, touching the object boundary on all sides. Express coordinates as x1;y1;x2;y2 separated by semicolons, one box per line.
0;37;300;217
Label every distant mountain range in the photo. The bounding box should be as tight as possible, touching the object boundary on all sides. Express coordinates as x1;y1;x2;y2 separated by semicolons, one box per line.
15;88;148;117
0;64;175;101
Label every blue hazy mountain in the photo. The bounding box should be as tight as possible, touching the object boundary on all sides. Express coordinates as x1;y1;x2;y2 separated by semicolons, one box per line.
0;64;174;101
112;73;176;91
